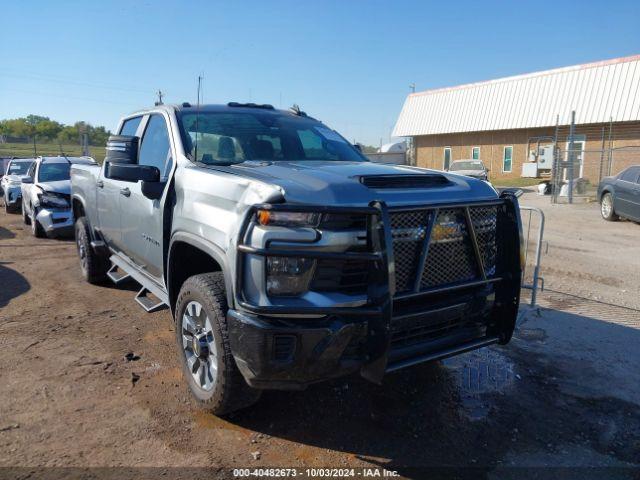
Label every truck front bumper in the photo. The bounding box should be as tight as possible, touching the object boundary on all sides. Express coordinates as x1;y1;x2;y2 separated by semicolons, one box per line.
36;207;74;238
228;284;503;390
231;193;524;390
227;309;368;390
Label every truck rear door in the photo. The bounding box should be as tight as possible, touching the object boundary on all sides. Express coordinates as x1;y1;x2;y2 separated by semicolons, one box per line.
118;113;174;282
98;116;144;251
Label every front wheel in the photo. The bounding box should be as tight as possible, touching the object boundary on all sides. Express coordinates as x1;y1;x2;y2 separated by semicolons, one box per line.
175;272;261;415
601;193;619;221
75;217;109;283
30;208;45;237
22;201;31;225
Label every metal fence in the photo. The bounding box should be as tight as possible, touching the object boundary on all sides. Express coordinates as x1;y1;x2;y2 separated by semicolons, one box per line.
520;206;545;306
545;115;640;204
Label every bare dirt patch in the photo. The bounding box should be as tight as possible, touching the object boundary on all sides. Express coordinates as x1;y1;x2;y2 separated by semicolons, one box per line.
0;199;638;476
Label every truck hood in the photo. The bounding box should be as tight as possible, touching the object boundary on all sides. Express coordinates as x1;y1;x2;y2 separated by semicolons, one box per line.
38;180;71;195
219;160;498;206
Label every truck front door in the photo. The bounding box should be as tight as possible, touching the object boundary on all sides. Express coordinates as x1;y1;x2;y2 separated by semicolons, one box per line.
119;113;174;282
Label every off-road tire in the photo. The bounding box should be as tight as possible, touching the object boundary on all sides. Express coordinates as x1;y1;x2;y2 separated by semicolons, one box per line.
75;217;109;283
175;272;261;415
30;208;45;238
600;193;619;221
22;201;31;225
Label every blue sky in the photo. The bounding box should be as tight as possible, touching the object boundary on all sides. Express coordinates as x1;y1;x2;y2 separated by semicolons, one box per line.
1;0;639;146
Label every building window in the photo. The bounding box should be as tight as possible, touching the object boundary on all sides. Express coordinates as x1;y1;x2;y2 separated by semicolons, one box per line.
472;147;480;160
443;147;451;170
503;146;513;173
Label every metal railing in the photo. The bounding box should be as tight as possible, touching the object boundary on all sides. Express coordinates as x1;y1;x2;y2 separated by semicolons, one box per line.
520;206;545;306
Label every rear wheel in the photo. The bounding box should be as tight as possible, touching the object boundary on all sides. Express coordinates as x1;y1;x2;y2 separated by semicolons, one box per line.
175;272;261;415
601;193;619;221
75;217;109;283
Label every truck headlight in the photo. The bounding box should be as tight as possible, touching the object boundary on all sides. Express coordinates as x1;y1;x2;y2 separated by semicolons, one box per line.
257;210;320;227
266;257;316;296
38;192;69;209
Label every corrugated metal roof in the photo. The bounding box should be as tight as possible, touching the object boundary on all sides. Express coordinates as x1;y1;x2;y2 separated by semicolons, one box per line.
393;55;640;137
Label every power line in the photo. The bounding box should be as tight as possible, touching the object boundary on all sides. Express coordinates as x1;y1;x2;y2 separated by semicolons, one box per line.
0;87;135;106
0;70;151;94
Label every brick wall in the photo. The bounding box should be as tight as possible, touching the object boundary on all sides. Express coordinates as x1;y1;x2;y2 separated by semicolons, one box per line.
413;121;640;183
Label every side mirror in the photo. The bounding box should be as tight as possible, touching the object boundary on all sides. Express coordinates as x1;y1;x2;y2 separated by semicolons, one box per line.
21;177;33;184
105;135;139;165
106;162;160;183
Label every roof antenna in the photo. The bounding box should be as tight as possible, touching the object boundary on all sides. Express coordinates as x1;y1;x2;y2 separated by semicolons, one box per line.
58;142;71;164
194;75;202;162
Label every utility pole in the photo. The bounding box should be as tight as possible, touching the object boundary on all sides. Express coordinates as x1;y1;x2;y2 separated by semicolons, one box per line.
409;83;416;93
156;89;164;106
567;110;576;205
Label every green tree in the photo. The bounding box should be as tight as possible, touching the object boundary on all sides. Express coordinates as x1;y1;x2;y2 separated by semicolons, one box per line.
57;126;79;144
35;119;63;141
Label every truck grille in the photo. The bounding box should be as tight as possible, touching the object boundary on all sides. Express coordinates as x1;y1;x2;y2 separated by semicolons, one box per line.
391;205;498;294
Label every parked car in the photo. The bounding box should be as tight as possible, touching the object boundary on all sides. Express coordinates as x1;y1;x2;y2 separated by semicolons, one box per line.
21;156;94;238
447;159;489;182
71;102;523;415
1;158;35;213
597;165;640;222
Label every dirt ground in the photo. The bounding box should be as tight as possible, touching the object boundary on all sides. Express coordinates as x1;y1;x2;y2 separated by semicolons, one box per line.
0;192;639;478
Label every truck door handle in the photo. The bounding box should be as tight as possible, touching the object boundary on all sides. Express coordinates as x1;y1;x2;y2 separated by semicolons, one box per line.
120;187;131;197
96;180;104;188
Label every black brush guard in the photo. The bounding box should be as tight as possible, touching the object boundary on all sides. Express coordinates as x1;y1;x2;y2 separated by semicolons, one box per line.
234;191;522;384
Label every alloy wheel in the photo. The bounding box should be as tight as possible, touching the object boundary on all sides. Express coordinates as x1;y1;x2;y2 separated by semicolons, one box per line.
601;195;612;218
181;301;218;391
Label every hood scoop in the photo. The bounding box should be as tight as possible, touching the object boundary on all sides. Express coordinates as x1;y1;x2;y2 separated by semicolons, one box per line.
359;174;451;189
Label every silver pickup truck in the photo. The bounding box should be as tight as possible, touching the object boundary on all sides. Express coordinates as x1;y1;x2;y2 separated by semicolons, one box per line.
71;102;523;415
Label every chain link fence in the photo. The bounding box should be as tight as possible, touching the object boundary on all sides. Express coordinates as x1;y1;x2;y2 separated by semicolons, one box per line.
546;119;640;203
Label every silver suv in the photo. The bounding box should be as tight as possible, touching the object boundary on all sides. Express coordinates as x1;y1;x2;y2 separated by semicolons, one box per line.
71;102;523;415
1;158;35;213
21;156;92;238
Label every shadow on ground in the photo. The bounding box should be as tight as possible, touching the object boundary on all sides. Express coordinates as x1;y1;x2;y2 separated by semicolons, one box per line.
0;226;16;240
190;306;640;473
0;261;30;308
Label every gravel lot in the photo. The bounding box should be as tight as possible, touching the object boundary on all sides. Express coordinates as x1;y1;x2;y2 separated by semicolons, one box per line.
0;192;638;478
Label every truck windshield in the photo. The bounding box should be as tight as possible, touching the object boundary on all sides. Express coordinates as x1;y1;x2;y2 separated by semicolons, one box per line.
178;111;367;164
38;163;71;182
8;162;33;175
450;161;483;171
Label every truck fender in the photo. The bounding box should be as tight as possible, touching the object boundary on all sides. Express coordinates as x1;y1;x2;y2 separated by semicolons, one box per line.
167;232;234;310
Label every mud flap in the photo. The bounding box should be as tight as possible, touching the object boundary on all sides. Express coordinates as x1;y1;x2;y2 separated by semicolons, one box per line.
360;201;394;384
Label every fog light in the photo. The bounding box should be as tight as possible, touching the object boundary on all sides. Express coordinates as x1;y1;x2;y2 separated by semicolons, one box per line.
266;257;315;296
